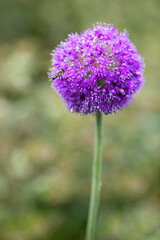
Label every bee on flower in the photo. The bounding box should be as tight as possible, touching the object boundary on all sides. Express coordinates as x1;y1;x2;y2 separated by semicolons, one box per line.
52;69;64;80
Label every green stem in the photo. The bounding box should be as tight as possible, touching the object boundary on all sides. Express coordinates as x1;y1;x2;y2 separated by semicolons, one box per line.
85;113;103;240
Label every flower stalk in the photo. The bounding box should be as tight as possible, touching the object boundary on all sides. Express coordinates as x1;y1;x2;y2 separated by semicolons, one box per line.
86;113;103;240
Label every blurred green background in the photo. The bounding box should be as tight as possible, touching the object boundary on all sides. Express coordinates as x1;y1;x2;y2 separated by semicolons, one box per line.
0;0;160;240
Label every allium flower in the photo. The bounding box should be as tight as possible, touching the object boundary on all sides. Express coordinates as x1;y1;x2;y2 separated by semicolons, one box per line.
49;23;144;115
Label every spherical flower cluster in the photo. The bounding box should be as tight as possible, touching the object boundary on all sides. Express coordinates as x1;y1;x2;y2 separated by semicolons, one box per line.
48;23;144;115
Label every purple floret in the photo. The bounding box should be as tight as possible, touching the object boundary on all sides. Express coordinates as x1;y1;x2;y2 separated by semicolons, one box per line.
48;23;144;115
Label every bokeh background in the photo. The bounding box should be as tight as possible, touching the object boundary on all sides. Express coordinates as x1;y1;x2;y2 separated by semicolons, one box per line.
0;0;160;240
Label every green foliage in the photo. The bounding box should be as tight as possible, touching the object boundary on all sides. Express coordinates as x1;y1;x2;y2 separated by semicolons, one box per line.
0;0;160;239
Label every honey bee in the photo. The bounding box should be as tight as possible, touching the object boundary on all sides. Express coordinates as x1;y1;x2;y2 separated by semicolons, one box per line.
52;69;64;80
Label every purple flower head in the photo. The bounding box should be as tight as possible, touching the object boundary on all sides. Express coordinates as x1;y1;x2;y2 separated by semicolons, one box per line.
48;23;144;115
